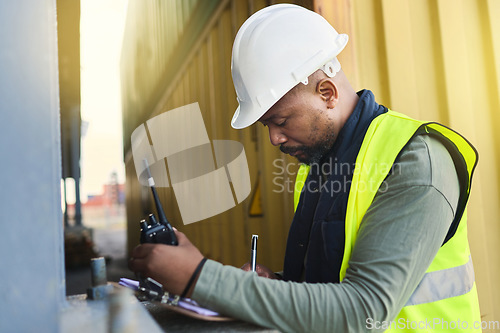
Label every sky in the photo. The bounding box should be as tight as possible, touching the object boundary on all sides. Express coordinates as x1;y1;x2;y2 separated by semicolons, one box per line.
76;0;129;203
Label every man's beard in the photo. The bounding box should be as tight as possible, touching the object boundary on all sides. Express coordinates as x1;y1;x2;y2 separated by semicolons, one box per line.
280;130;336;165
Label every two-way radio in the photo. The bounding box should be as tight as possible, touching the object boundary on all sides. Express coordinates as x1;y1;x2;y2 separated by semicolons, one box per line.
139;159;178;246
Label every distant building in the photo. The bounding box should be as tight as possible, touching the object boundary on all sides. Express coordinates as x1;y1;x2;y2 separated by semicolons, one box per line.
85;183;126;207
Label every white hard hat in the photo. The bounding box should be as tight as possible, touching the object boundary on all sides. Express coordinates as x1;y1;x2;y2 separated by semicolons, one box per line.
231;4;348;129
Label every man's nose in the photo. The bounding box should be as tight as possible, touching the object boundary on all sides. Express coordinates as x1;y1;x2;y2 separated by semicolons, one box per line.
268;126;287;146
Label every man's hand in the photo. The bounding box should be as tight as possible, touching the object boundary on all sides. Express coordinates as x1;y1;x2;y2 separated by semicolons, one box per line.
241;262;280;279
128;230;204;297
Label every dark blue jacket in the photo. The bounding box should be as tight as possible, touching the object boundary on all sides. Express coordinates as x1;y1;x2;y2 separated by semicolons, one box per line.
283;90;387;283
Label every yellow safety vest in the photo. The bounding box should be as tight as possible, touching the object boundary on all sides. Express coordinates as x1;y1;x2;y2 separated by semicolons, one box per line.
294;111;481;332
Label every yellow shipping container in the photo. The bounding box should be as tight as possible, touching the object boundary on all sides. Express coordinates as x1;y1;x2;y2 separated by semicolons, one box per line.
121;0;500;322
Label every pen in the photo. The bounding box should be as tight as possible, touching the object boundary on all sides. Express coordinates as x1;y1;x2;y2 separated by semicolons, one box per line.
251;234;258;272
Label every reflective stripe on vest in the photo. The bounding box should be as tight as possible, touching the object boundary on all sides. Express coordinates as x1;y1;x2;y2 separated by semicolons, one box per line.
405;255;474;306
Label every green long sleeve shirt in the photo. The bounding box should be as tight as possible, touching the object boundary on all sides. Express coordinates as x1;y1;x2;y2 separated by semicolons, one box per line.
192;134;460;333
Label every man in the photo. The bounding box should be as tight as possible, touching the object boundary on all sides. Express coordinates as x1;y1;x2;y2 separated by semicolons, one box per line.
130;4;481;332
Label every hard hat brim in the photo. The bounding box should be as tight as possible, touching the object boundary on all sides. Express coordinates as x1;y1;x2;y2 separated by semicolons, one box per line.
231;105;257;129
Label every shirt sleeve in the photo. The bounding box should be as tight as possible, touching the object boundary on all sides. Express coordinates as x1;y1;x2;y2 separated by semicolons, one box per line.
192;135;460;333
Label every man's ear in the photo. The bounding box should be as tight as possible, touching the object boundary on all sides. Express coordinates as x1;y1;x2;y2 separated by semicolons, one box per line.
316;78;339;109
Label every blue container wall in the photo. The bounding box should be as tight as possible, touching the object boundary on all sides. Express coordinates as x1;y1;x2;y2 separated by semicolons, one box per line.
0;0;65;331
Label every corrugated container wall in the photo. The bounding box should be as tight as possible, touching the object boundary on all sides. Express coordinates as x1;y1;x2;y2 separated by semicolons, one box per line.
121;0;500;321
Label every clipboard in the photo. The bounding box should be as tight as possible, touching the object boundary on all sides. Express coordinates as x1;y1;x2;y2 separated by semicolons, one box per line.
117;278;235;322
152;301;234;322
